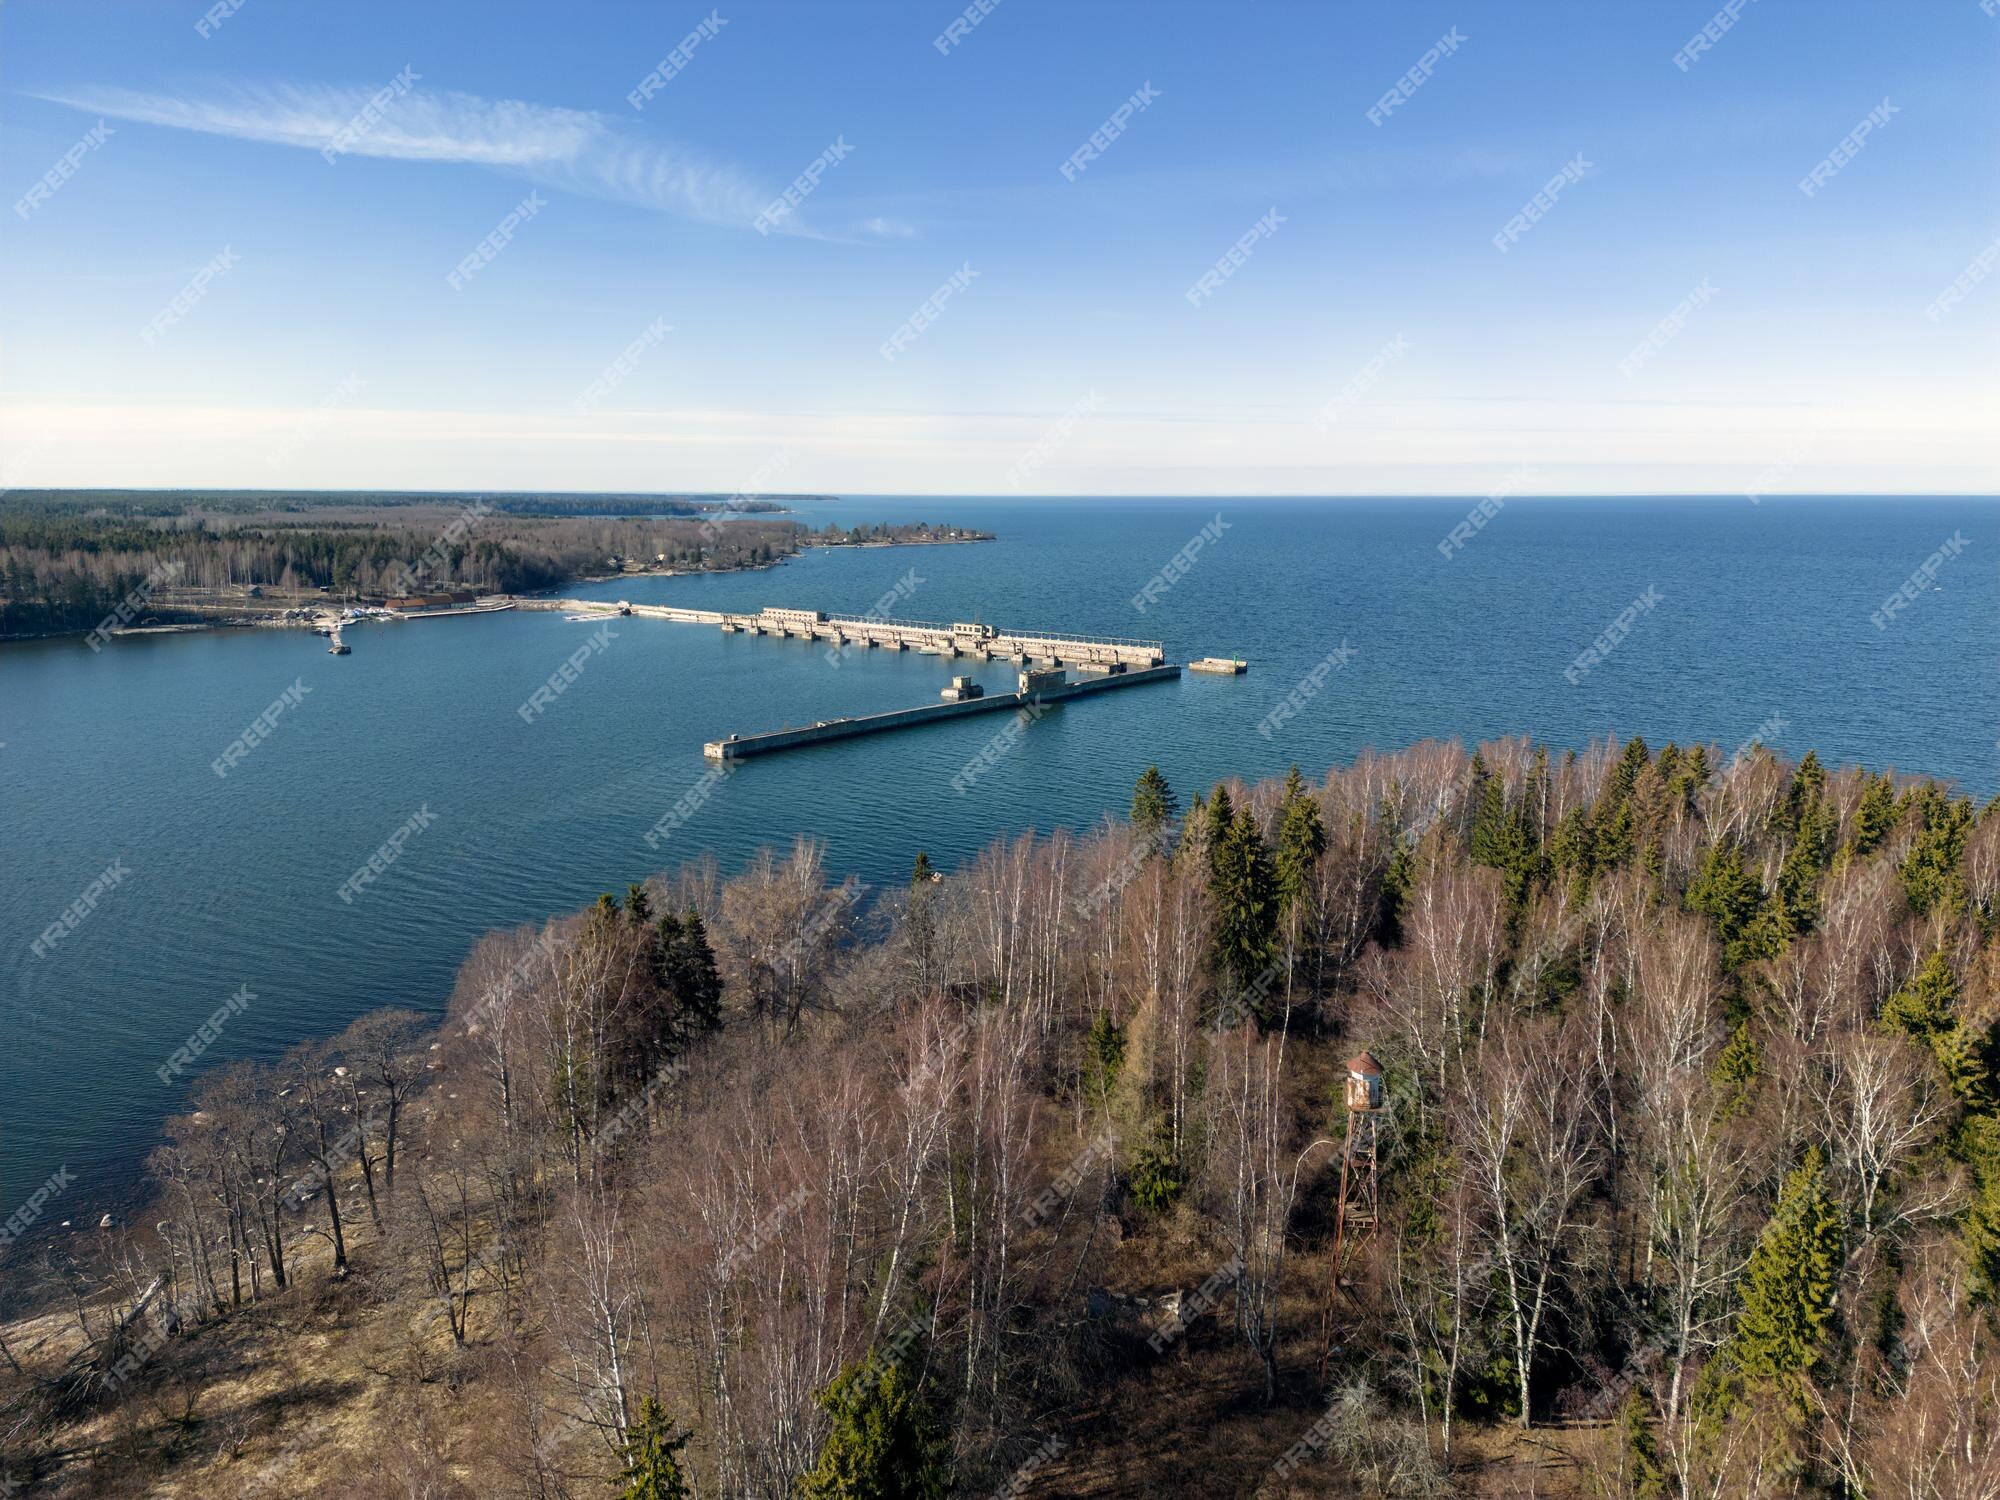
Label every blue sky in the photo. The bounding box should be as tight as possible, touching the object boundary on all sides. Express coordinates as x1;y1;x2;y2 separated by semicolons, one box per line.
2;0;1995;494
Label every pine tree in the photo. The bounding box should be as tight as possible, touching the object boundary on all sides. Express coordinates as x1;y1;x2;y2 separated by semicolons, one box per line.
1728;1147;1841;1404
614;1395;692;1500
797;1362;949;1500
1131;765;1178;851
910;851;935;887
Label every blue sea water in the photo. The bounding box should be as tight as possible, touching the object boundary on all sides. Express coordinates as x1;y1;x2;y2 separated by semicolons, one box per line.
2;495;1994;1225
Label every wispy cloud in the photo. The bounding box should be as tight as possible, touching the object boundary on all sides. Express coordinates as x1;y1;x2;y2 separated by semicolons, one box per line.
37;80;890;236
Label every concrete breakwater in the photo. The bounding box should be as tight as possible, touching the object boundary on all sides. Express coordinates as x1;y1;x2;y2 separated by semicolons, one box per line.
513;597;1166;668
703;664;1183;761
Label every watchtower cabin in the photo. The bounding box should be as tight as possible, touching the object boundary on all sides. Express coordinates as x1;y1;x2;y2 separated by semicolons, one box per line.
1327;1051;1384;1297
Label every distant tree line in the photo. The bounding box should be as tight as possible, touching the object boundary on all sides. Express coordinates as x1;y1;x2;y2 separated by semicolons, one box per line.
0;505;806;636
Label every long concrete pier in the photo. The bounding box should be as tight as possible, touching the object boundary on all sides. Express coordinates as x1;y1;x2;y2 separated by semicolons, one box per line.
515;597;1165;668
703;664;1182;760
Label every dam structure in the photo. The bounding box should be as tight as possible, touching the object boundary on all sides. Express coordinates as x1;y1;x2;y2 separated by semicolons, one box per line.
515;598;1166;668
507;596;1235;760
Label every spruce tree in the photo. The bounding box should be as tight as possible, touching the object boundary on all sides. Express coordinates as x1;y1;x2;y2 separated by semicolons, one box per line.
1729;1147;1841;1404
1208;805;1277;1007
684;909;724;1035
1176;790;1211;869
910;851;934;886
1205;784;1236;881
797;1362;949;1500
1130;766;1178;850
1853;773;1897;854
615;1395;693;1500
1686;842;1767;968
625;883;653;926
1274;767;1326;919
1900;786;1973;918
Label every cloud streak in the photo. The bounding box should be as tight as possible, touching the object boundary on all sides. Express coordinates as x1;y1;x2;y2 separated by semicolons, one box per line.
37;80;833;232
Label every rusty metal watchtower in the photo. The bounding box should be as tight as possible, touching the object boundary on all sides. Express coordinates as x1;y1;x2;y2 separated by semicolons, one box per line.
1331;1050;1383;1267
1321;1050;1385;1378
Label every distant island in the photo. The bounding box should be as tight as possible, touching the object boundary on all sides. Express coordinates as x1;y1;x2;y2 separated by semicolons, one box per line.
0;490;992;640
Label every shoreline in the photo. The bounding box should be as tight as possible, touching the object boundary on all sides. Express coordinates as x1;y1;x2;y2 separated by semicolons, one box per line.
5;533;994;647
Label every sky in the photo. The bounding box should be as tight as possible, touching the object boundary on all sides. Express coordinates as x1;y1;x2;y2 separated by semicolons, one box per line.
1;0;1996;496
